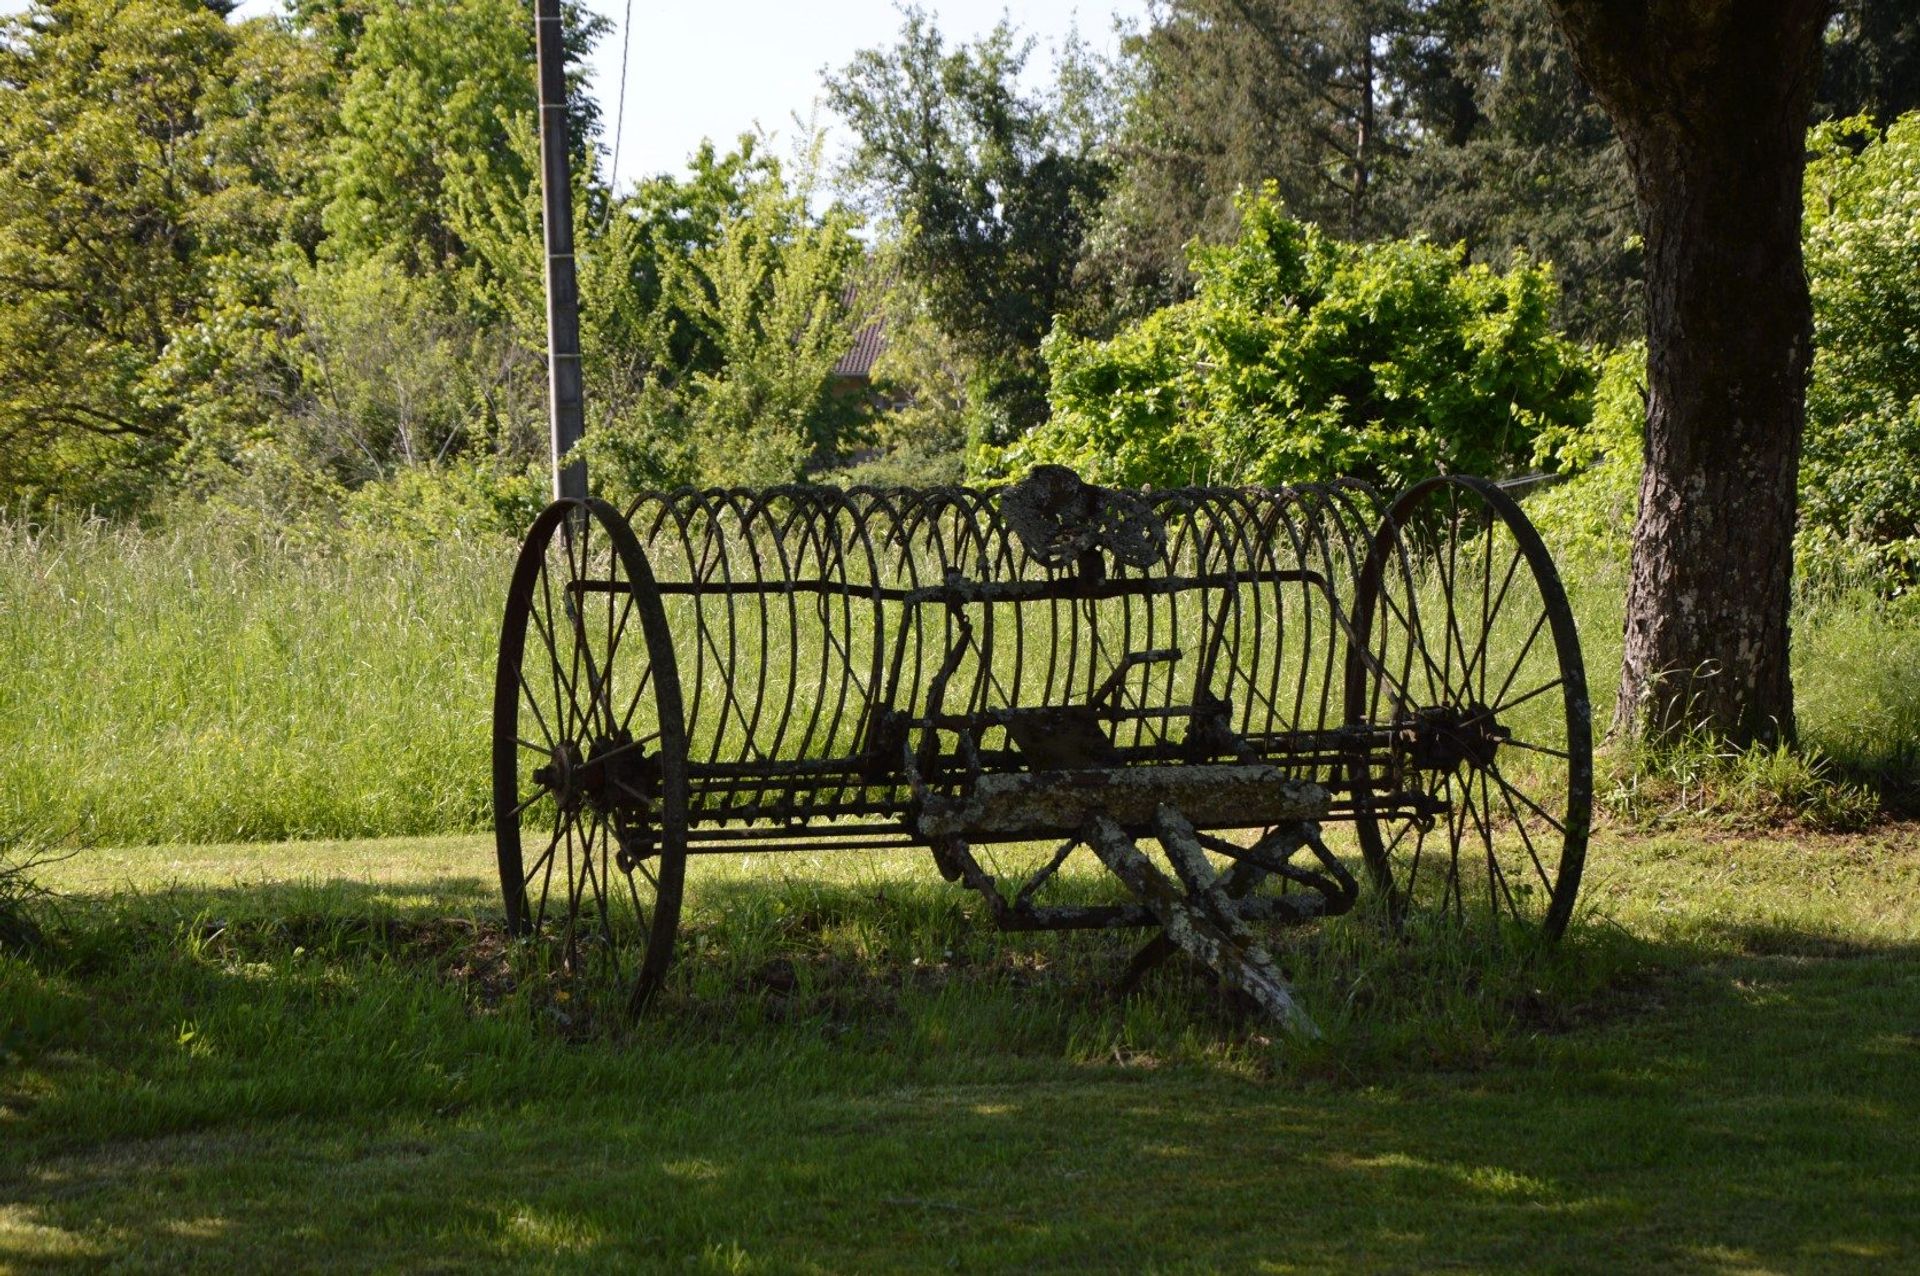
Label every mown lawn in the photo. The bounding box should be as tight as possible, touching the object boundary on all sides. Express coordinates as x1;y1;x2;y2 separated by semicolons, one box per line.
4;825;1918;1272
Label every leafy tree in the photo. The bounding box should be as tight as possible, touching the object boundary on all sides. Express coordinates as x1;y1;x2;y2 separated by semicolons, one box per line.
825;8;1112;442
276;256;509;483
1094;0;1639;341
1103;0;1400;281
1384;0;1640;343
1819;0;1920;122
0;0;326;512
1009;189;1592;492
573;144;872;495
321;0;603;273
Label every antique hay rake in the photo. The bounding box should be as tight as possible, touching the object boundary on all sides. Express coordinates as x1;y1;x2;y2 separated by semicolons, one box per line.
492;467;1592;1031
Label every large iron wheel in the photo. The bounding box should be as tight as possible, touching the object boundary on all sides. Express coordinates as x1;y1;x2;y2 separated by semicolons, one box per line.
493;497;689;1012
1344;476;1592;942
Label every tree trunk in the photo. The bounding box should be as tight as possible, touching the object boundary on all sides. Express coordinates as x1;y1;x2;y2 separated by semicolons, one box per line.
1544;1;1829;747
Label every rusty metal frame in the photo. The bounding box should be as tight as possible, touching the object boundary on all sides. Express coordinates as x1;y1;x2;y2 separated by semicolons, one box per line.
493;467;1593;1027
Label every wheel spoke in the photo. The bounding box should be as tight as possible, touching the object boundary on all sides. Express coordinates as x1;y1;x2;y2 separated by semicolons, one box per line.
508;786;550;821
1500;735;1572;761
1469;768;1523;924
1465;545;1523;702
1486;609;1551;716
1482;760;1568;837
1487;764;1556;896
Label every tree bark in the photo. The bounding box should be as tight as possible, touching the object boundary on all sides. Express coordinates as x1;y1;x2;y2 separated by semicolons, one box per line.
1544;0;1829;746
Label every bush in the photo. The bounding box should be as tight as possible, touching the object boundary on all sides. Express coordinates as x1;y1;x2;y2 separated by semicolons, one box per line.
998;186;1595;492
1526;344;1646;562
1802;114;1920;587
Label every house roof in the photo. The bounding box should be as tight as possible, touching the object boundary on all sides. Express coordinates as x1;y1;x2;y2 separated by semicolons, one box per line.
833;319;886;379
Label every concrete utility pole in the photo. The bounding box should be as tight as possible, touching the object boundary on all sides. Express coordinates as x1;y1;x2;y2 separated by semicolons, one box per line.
534;0;586;500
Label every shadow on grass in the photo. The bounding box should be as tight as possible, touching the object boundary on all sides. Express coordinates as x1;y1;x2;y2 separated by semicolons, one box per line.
4;871;1918;1270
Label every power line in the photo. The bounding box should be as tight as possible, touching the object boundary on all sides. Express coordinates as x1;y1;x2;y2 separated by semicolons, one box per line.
603;0;634;226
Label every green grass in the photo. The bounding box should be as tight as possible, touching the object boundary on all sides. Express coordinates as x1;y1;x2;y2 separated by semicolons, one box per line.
0;519;507;845
5;826;1918;1270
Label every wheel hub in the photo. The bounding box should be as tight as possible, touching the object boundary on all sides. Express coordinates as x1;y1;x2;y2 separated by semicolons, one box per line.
531;733;660;816
1398;703;1509;772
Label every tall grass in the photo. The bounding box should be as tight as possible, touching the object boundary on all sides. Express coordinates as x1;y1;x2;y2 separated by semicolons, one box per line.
1;517;1914;847
0;518;508;845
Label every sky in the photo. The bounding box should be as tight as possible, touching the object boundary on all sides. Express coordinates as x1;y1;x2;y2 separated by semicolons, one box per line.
0;0;1151;195
553;1;1150;192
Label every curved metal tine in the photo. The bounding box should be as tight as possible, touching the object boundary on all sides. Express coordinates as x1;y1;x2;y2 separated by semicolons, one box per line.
1166;495;1226;735
959;489;1002;719
741;485;802;771
674;492;741;783
1242;489;1302;742
716;490;773;769
1302;485;1373;741
788;495;853;796
657;494;717;765
810;493;867;763
1272;489;1327;740
789;492;858;806
620;493;698;741
991;512;1033;758
1233;488;1300;743
1211;489;1265;747
968;487;1006;720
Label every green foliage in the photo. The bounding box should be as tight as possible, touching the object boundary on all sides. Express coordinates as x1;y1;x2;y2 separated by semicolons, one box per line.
278;257;505;481
1536;114;1920;591
1802;114;1920;587
1525;344;1645;562
321;0;603;272
1009;189;1592;491
0;0;327;512
575;141;872;497
826;8;1112;440
1384;0;1642;344
1093;0;1640;342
